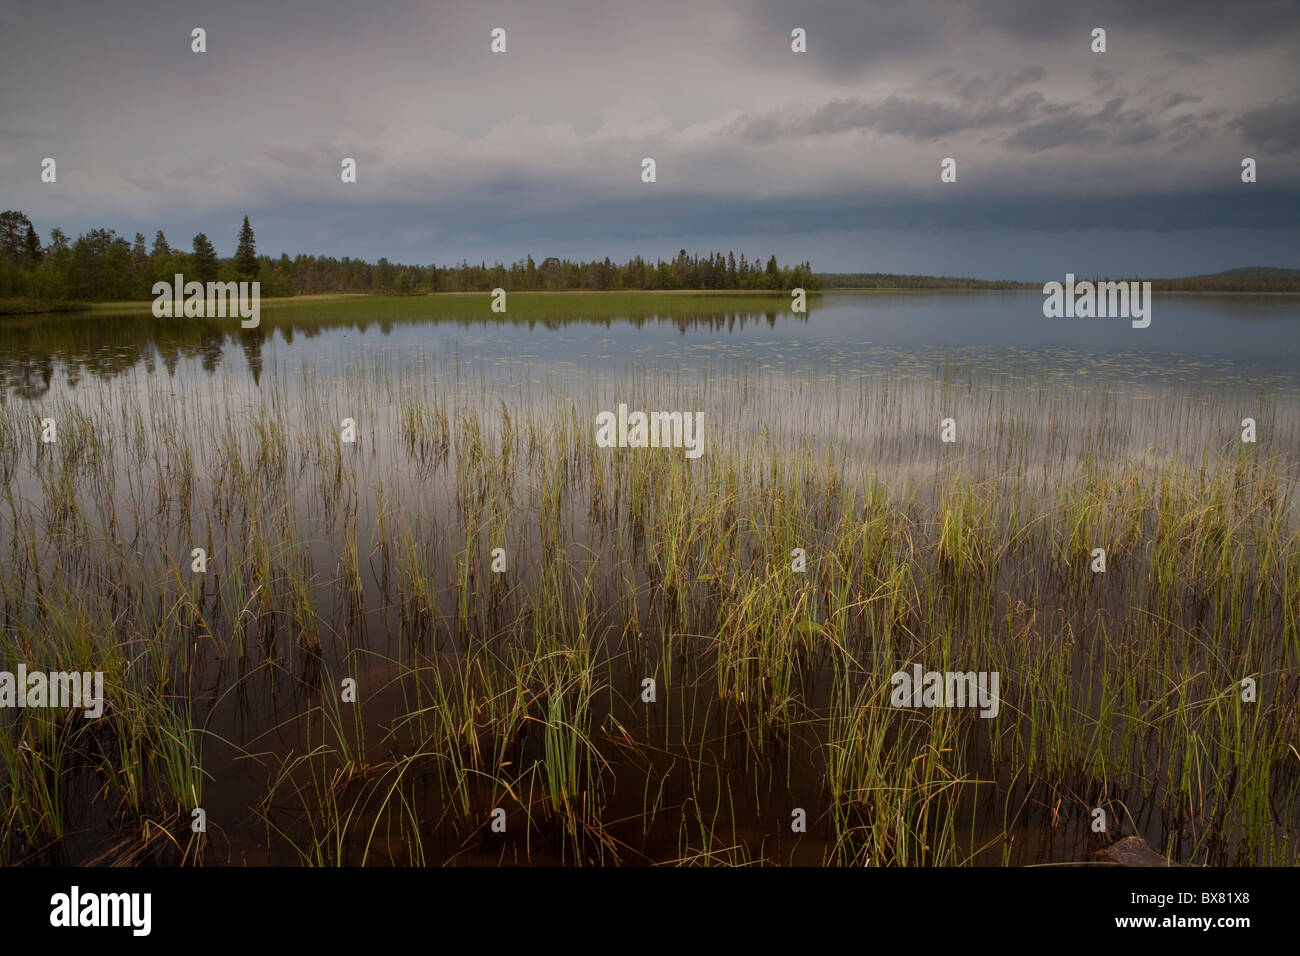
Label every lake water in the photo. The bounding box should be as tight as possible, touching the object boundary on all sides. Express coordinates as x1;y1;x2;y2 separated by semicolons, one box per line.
2;291;1298;867
3;292;1299;401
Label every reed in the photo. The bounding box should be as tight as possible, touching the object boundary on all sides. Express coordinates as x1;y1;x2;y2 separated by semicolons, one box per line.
1;318;1298;865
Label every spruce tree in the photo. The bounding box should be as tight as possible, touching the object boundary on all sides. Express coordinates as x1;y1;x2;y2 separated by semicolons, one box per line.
192;233;219;282
23;224;43;264
235;215;258;278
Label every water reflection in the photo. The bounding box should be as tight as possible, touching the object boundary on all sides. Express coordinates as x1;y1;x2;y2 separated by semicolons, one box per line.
2;292;1298;402
0;304;809;399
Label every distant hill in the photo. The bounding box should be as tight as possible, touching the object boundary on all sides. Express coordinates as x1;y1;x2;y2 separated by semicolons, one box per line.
817;267;1300;292
1147;267;1300;292
1195;267;1300;278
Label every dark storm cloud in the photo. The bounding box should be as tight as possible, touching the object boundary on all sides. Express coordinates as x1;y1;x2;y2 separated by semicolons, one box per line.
746;0;1300;78
948;0;1300;51
1163;111;1216;148
1006;98;1159;150
727;64;1052;142
0;0;1296;274
1230;101;1300;151
729;82;1166;152
935;65;1049;102
742;0;956;79
1004;115;1093;150
728;89;1046;142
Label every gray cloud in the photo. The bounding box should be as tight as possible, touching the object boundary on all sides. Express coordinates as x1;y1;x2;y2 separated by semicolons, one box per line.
0;0;1296;276
728;79;1175;153
727;90;1048;142
1006;97;1161;150
1005;115;1093;150
1163;112;1215;148
745;0;1300;79
726;63;1054;142
954;0;1300;51
1230;101;1300;151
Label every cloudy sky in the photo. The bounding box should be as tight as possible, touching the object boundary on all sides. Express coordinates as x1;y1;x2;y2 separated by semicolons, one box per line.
1;0;1297;279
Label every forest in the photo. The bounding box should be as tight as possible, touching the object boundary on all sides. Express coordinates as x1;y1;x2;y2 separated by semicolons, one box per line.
0;210;819;305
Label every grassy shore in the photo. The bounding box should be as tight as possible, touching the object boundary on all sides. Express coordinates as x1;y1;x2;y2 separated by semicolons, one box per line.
5;289;816;319
0;298;92;316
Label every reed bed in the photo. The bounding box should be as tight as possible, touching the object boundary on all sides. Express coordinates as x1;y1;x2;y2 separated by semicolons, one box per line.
1;332;1298;866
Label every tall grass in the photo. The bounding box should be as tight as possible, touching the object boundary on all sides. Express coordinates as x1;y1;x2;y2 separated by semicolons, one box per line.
1;320;1298;865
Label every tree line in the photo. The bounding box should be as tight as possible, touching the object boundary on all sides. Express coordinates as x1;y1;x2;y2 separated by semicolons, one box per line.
817;272;1036;290
0;210;819;303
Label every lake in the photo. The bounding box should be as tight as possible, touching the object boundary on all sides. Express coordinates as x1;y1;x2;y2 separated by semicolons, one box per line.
1;290;1298;866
